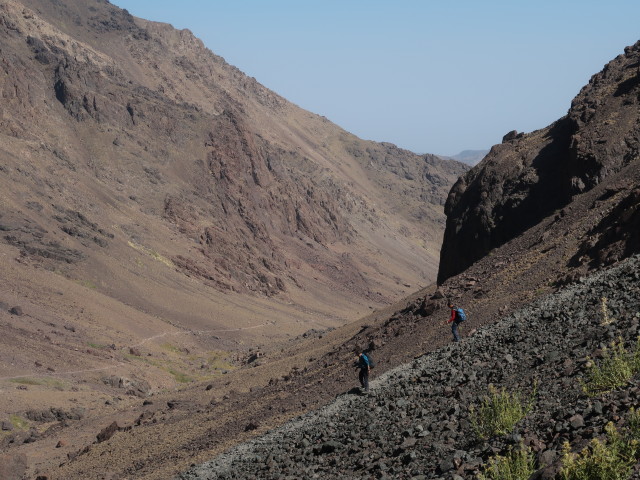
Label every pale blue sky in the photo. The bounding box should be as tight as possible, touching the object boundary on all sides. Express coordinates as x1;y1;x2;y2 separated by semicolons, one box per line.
112;1;639;156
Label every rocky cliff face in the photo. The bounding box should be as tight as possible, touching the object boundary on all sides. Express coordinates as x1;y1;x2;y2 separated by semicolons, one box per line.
438;40;640;284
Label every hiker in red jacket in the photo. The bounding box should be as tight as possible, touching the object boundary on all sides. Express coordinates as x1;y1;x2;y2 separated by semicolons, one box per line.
447;302;466;342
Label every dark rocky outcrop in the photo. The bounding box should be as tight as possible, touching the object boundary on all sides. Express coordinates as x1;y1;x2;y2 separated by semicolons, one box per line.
438;40;640;284
571;187;640;269
101;375;151;398
96;421;119;444
25;407;85;423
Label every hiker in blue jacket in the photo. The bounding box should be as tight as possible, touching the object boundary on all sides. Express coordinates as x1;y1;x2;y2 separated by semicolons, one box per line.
355;350;371;392
447;302;467;342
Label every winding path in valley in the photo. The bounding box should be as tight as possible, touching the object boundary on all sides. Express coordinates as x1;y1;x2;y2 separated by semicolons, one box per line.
0;321;272;382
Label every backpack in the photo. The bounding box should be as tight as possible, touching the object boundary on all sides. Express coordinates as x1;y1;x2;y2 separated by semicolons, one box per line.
456;308;467;322
361;353;375;368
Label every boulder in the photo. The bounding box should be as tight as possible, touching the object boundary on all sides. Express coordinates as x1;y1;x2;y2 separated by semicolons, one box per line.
96;422;119;443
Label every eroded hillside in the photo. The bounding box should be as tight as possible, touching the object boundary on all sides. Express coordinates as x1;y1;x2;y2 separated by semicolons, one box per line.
0;0;465;389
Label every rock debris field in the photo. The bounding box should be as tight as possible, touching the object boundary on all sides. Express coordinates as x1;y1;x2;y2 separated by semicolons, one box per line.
178;256;640;480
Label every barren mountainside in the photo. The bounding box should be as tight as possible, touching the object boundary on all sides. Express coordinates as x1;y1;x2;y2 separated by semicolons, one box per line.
0;0;467;337
174;40;640;480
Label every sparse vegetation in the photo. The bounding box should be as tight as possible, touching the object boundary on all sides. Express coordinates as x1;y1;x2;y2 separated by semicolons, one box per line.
206;351;235;371
74;279;97;289
560;422;639;480
628;407;640;438
127;240;174;268
167;368;193;383
10;377;43;386
161;343;186;355
478;444;536;480
470;384;536;439
125;347;234;384
601;296;615;325
125;352;158;365
9;377;65;389
582;337;640;396
10;414;29;431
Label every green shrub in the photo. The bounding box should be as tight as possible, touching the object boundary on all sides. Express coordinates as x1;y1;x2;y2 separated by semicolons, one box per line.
628;408;640;440
9;415;29;431
560;422;638;480
471;384;536;439
167;368;193;383
583;338;640;396
478;444;536;480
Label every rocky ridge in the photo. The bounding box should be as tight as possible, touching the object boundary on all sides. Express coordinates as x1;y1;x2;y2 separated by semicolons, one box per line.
179;255;640;479
439;40;640;284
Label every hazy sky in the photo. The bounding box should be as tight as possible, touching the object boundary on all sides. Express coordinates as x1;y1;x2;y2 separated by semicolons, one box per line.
112;1;639;156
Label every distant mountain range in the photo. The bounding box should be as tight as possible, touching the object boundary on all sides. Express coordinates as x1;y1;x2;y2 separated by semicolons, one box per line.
447;149;489;165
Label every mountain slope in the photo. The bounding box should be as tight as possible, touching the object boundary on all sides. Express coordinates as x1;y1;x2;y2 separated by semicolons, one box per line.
2;32;638;480
179;256;640;479
172;41;640;480
0;0;466;343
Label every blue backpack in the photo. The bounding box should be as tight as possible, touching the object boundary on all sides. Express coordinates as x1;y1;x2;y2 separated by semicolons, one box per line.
456;308;467;322
361;353;375;368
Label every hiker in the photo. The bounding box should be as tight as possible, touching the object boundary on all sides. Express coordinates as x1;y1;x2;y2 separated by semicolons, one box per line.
447;302;467;342
354;350;372;392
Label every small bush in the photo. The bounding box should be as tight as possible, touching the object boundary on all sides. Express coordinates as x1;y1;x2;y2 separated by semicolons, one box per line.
471;384;536;439
167;368;193;383
583;338;640;395
478;444;535;480
628;408;640;440
9;414;29;431
600;296;615;326
560;422;638;480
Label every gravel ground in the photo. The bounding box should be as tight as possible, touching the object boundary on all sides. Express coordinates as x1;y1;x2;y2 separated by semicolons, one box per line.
178;255;640;480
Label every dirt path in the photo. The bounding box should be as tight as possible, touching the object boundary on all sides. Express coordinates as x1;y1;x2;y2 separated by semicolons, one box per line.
0;321;272;382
